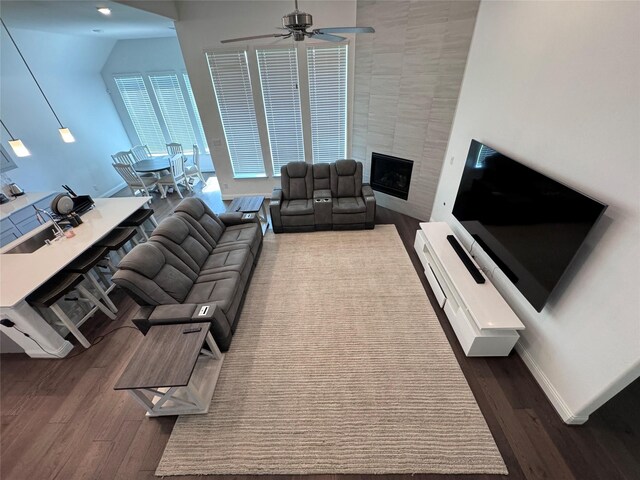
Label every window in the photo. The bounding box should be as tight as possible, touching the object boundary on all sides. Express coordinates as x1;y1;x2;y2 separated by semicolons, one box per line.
149;73;198;149
207;51;265;177
257;47;305;174
114;75;166;153
307;45;348;164
183;74;209;153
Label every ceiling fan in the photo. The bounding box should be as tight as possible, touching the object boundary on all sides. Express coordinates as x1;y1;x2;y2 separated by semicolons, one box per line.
221;0;375;44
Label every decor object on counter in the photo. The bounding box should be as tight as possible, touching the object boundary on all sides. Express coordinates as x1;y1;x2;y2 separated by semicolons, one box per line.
8;183;24;197
0;119;30;157
112;197;263;352
1;18;75;144
270;159;376;233
155;226;507;476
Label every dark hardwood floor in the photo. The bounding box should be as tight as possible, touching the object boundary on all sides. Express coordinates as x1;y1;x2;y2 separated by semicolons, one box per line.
1;177;638;480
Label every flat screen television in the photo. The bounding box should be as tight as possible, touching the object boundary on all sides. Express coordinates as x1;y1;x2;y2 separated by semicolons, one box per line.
452;140;607;312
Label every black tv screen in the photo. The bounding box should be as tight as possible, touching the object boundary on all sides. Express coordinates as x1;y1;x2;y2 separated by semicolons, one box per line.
452;140;607;312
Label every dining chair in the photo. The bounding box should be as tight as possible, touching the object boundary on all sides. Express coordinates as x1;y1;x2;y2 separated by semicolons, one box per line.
166;143;184;159
112;150;155;178
185;144;206;186
131;145;153;162
112;162;164;197
157;154;190;199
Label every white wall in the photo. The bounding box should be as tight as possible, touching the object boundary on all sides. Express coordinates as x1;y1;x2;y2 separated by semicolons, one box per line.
0;27;130;197
431;1;640;422
100;36;215;171
174;0;356;199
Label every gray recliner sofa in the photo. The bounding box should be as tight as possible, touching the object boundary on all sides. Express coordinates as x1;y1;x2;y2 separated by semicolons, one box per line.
112;197;262;351
270;159;375;233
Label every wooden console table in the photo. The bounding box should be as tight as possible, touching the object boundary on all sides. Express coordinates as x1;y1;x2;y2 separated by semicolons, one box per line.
114;322;224;416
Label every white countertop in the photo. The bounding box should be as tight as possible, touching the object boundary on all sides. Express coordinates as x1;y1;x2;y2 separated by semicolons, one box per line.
0;196;150;307
0;192;55;220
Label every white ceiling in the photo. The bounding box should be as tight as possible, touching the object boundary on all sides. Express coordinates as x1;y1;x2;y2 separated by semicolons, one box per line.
0;0;176;39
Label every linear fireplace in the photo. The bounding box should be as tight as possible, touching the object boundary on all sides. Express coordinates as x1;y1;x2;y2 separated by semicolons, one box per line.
370;152;414;200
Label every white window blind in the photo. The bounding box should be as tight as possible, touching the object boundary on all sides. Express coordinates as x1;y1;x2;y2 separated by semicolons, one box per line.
149;73;197;152
257;48;305;174
183;73;210;153
114;75;166;154
206;50;265;177
307;45;348;164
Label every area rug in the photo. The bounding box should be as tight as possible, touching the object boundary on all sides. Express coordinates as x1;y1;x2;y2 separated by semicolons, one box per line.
156;225;507;476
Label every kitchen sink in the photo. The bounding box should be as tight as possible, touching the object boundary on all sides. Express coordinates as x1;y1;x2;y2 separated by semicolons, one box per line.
4;228;59;254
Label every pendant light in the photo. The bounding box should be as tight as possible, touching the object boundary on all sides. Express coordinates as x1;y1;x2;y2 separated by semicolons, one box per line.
0;120;30;157
0;18;75;144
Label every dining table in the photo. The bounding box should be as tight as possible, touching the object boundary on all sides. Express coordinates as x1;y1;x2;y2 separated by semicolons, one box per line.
0;196;152;358
132;154;181;174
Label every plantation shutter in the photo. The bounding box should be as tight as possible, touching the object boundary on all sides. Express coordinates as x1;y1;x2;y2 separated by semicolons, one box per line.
183;73;210;153
257;47;305;174
206;50;265;177
149;73;198;152
307;44;348;164
114;75;166;154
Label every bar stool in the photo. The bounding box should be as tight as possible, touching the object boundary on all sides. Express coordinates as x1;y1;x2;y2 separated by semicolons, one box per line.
27;272;116;348
64;246;118;314
96;227;139;260
118;208;158;242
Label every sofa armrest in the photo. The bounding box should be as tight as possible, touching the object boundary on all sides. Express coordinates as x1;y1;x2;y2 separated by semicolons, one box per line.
270;188;283;233
362;183;376;228
219;211;260;226
132;303;233;350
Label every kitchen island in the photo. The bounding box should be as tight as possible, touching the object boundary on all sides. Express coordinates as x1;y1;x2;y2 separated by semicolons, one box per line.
0;196;150;358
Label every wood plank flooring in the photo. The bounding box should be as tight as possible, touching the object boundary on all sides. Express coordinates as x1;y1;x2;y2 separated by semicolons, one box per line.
1;177;638;480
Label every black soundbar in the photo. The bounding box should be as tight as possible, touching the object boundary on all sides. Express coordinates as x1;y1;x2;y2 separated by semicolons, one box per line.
447;235;485;284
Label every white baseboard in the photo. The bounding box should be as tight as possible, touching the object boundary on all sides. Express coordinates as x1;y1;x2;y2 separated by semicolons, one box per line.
515;342;589;425
102;182;126;198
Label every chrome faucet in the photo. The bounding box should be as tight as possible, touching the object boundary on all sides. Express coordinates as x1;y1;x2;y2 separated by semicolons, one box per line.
33;205;65;238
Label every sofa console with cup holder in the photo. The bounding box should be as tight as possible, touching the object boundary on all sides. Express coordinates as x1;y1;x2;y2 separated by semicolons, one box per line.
270;159;376;233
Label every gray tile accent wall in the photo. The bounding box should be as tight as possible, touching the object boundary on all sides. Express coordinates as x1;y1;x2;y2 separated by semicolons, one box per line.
353;0;479;220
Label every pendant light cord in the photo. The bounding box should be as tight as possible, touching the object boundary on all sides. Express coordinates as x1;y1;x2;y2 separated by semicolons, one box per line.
0;17;65;129
0;119;16;140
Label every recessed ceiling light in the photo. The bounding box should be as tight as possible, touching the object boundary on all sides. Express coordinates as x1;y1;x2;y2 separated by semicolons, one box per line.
97;7;111;16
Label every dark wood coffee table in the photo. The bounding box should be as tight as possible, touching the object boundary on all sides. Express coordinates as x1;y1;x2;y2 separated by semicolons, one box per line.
227;195;268;225
114;322;224;416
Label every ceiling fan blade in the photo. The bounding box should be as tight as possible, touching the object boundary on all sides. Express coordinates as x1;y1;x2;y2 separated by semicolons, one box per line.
314;27;375;34
310;32;347;42
221;33;290;44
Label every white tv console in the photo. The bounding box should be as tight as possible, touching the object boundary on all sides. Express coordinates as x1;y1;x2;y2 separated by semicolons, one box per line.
414;222;525;356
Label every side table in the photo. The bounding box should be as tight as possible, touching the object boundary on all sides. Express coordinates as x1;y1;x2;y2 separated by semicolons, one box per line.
114;322;224;416
227;195;268;226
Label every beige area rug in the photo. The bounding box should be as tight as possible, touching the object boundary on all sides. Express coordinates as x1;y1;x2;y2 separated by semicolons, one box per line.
156;225;507;476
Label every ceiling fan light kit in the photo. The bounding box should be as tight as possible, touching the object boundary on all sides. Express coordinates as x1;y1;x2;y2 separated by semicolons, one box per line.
221;0;375;44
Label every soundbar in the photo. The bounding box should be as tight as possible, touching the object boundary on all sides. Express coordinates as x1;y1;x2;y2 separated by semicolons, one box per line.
446;235;485;284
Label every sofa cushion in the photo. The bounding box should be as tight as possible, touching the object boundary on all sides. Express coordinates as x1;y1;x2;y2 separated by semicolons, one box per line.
333;196;366;214
174;197;225;245
218;222;261;256
280;199;314;216
200;244;252;276
330;160;363;198
151;216;211;272
186;271;241;314
281;162;312;200
313;163;331;190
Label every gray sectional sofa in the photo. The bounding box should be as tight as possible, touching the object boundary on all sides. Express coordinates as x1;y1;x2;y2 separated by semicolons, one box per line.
112;197;262;351
270;159;376;233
